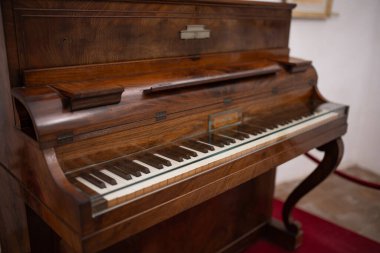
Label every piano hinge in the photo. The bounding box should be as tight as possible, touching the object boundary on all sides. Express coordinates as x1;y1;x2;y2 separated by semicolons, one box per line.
155;111;167;121
224;98;233;105
57;132;74;144
272;87;279;95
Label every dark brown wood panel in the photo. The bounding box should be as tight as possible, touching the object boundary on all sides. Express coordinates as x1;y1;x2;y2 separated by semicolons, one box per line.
0;165;31;253
99;170;275;253
0;1;15;166
23;49;289;86
12;0;291;70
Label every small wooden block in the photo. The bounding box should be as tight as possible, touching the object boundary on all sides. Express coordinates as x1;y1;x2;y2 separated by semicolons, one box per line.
53;82;124;111
272;56;312;73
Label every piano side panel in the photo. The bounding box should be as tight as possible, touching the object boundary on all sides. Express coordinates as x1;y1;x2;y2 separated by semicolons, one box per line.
11;0;291;70
1;7;92;252
0;6;32;252
0;163;31;253
0;1;14;168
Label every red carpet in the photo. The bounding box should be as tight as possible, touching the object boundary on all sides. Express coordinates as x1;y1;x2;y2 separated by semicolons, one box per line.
245;200;380;253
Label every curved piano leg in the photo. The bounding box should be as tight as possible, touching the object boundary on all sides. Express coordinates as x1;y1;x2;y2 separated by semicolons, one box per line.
266;138;344;250
282;137;344;235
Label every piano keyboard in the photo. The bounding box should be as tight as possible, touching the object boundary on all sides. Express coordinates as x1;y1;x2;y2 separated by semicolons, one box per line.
72;109;340;211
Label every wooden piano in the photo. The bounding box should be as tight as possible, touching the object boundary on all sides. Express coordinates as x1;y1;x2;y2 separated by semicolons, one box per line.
0;0;348;252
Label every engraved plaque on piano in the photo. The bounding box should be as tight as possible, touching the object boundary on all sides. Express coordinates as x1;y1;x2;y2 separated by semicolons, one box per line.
180;25;211;40
209;110;242;131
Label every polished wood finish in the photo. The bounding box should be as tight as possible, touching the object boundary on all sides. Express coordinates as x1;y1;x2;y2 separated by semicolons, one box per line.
53;82;125;111
273;56;312;73
0;1;348;253
142;61;281;94
6;1;293;72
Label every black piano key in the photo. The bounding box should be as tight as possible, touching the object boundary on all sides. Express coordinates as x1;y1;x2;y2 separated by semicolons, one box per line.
80;173;106;189
237;123;267;135
247;116;284;129
135;155;164;170
156;149;184;162
258;119;281;129
289;112;312;120
219;130;250;140
107;167;132;180
175;146;198;158
196;138;223;148
92;170;117;185
113;160;143;177
126;160;151;174
181;140;212;153
280;119;293;125
213;134;236;144
197;134;226;148
146;153;172;167
196;141;215;151
72;178;101;197
267;124;279;130
170;148;191;160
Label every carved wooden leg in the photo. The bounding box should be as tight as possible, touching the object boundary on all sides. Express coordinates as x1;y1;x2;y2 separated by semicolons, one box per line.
0;165;31;253
266;138;344;250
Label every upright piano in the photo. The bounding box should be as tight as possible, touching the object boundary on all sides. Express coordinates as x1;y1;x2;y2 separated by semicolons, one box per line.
0;0;347;252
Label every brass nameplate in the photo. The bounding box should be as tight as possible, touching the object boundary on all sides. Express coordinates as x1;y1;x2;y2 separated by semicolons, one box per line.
209;110;242;131
180;25;211;40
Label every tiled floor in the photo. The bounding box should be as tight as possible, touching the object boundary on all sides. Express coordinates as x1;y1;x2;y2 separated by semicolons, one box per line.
275;167;380;243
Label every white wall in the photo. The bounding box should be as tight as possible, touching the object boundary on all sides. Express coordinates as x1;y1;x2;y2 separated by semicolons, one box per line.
275;0;380;183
